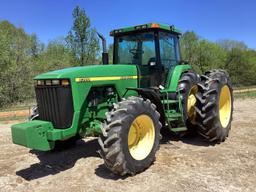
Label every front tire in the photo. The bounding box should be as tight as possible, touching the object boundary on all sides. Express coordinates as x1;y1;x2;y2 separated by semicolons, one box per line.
98;96;162;175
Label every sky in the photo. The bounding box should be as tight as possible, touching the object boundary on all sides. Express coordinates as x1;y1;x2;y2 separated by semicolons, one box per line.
0;0;255;49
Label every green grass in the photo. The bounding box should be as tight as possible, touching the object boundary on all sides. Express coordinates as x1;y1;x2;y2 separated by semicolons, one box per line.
0;100;35;112
233;86;256;90
0;116;27;123
234;90;256;99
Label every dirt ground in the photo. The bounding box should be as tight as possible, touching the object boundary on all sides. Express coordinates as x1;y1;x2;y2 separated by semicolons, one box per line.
0;99;255;192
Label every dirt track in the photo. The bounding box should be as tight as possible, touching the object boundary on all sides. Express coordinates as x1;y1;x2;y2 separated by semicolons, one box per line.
0;99;255;192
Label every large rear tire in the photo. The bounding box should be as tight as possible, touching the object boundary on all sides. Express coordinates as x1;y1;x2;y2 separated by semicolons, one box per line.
195;70;233;142
177;71;200;135
98;96;162;175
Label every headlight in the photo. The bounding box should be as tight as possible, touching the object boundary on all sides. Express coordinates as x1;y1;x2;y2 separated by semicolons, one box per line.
45;80;52;86
52;80;60;85
36;79;69;86
37;80;44;86
61;79;69;86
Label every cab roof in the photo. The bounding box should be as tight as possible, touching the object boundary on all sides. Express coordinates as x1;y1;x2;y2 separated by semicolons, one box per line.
110;22;182;36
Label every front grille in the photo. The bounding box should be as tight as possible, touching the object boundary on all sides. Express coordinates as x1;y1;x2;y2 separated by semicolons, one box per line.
35;85;74;129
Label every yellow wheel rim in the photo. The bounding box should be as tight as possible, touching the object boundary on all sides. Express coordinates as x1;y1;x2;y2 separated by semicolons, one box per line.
128;115;155;160
187;85;198;121
219;85;232;128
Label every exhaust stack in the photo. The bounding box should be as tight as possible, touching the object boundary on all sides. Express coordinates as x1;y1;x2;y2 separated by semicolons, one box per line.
97;33;109;64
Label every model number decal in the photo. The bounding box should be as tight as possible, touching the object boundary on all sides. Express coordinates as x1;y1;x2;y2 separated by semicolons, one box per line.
75;76;138;83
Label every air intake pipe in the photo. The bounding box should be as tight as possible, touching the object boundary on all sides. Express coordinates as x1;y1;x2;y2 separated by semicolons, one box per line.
97;33;109;64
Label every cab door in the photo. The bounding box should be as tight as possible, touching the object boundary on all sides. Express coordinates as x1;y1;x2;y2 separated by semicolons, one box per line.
137;32;164;88
137;61;163;88
158;32;181;87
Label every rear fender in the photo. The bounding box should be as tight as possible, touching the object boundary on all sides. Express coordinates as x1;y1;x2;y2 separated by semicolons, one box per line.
165;65;192;92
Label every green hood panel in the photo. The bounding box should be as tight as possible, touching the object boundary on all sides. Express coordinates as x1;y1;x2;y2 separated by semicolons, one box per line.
34;64;138;80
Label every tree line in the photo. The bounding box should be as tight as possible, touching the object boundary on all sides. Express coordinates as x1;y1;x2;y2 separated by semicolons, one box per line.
180;32;256;86
0;6;99;108
0;6;255;108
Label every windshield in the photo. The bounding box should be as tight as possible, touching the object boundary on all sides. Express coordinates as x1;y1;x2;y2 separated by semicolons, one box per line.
114;32;156;65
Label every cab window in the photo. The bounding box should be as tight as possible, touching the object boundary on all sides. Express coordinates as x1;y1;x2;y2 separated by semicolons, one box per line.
159;32;180;69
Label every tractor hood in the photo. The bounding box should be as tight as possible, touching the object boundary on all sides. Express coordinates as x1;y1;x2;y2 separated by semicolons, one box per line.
34;64;138;80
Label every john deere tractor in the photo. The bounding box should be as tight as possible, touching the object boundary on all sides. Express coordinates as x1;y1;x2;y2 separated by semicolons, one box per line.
11;23;233;176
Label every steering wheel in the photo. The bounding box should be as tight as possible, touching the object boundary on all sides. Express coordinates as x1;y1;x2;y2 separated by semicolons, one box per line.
161;58;176;62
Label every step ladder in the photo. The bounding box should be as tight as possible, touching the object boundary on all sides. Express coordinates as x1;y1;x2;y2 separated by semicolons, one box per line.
161;91;187;132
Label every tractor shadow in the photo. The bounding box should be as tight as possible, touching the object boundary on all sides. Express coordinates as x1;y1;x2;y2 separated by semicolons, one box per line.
16;138;101;181
94;164;128;180
16;129;213;181
160;127;214;147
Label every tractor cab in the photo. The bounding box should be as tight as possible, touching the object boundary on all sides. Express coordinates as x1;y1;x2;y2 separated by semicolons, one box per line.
110;23;182;88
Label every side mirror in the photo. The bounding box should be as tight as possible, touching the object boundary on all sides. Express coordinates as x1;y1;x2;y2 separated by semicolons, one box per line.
149;61;156;66
148;57;156;66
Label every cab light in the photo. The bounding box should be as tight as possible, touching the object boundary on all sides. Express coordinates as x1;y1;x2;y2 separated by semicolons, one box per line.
151;23;160;28
61;79;69;86
141;25;147;29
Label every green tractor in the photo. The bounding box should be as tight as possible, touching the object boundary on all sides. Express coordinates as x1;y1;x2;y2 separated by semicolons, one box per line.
11;23;233;176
